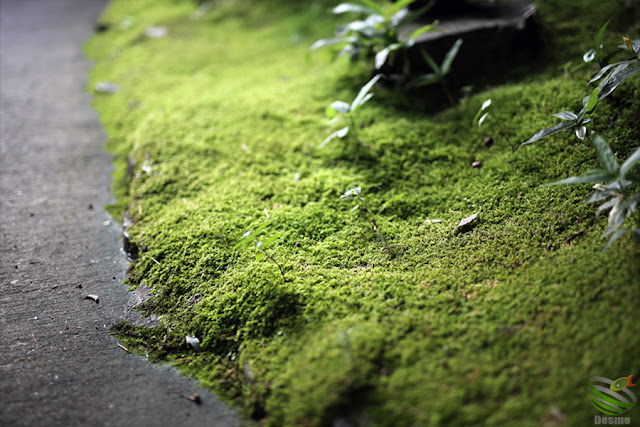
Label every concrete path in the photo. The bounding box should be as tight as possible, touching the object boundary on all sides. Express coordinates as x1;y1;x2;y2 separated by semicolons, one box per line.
0;1;239;425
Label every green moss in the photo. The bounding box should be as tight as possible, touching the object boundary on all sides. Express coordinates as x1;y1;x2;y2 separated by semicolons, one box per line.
87;0;640;425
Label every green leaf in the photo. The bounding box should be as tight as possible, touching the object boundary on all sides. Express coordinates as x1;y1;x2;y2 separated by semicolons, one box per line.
553;111;578;121
356;0;385;16
233;232;257;250
477;112;489;127
585;87;599;113
254;221;271;236
419;47;441;74
375;43;402;69
575;125;587;140
594;19;611;61
401;3;436;28
591;133;619;175
329;101;351;113
388;0;416;15
620;147;640;178
262;233;282;249
598;64;640;99
310;37;353;51
408;20;438;44
320;126;350;147
351;73;381;110
589;60;635;83
332;3;379;16
548;171;615;186
441;39;463;75
472;99;491;126
521;121;576;146
603;228;627;250
255;251;265;262
409;73;440;87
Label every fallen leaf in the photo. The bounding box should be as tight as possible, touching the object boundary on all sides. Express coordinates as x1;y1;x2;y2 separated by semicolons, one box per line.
185;393;201;404
455;213;479;233
85;294;99;304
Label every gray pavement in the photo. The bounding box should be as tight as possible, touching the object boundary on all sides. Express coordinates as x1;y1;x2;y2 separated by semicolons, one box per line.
0;0;239;425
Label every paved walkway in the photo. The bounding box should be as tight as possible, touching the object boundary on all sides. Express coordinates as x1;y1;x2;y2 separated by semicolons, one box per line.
0;1;238;425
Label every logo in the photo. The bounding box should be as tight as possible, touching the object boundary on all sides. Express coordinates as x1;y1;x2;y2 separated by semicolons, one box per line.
588;374;638;417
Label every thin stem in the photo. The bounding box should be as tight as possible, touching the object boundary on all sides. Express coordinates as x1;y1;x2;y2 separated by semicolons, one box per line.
492;116;516;152
358;196;378;232
262;249;287;283
440;80;455;107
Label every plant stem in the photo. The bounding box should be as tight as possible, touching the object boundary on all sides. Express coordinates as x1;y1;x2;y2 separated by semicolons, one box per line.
262;249;287;283
492;116;516;152
440;80;455;107
358;195;378;232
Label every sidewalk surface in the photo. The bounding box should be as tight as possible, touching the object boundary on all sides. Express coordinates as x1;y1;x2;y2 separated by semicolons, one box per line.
0;0;238;425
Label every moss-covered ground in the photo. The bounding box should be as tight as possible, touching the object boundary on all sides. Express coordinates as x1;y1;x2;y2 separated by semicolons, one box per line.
86;1;640;425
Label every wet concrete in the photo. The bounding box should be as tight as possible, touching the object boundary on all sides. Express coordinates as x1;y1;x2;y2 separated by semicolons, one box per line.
0;0;239;425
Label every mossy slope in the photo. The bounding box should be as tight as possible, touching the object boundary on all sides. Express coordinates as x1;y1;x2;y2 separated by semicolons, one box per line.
86;1;640;425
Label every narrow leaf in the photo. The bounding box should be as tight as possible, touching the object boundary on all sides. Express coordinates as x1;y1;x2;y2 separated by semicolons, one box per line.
320;126;350;147
597;197;621;213
311;37;348;51
233;233;256;250
419;48;441;74
262;233;282;248
548;171;614;186
389;0;415;15
478;112;490;127
390;8;409;27
375;48;390;70
603;228;627;250
409;73;440;87
598;64;640;99
594;19;611;60
401;3;436;27
521;121;576;146
351;74;381;110
585;87;599;113
591;133;619;175
620;147;640;178
356;92;374;108
553;111;578;121
408;21;439;45
441;38;463;75
329;101;351;113
357;0;385;16
332;3;379;16
588;60;634;83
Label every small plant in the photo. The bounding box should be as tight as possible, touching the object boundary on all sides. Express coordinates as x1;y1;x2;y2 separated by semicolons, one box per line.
523;35;639;148
582;19;611;66
340;186;378;232
408;38;463;106
321;73;381;147
311;0;438;72
588;36;640;100
473;98;516;151
233;221;287;282
549;133;640;249
521;87;599;147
